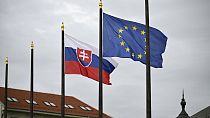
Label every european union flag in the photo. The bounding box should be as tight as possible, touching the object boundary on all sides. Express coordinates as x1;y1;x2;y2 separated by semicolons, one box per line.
103;13;167;68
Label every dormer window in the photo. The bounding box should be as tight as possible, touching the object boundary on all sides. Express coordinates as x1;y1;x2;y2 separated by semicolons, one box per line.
65;104;74;109
80;106;92;111
25;99;38;105
44;101;56;107
7;97;18;102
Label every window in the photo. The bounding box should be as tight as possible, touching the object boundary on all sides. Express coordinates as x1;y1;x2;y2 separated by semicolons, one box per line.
64;104;69;108
80;106;92;111
11;98;18;102
80;106;87;111
49;102;56;107
85;107;92;111
44;101;51;106
65;104;74;109
7;97;18;102
67;104;74;109
25;99;30;104
7;97;13;102
44;101;56;107
25;100;38;105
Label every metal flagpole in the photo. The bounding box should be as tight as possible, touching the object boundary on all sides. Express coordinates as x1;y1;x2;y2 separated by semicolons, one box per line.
4;57;8;118
61;22;65;118
145;0;152;118
30;41;34;118
99;0;103;118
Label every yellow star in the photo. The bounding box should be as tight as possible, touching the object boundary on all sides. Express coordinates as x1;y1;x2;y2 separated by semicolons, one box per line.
120;41;125;46
141;30;146;35
132;26;137;31
119;28;123;33
125;47;130;52
144;51;146;55
124;26;128;30
144;38;147;42
132;53;135;57
138;54;143;59
118;34;122;38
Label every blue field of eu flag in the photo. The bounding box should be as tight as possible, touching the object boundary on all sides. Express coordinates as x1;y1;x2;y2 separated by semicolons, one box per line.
103;13;167;68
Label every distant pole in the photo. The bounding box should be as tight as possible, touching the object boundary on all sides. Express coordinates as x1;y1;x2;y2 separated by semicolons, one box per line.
61;22;65;118
99;0;103;118
4;57;8;118
30;41;34;118
145;0;152;118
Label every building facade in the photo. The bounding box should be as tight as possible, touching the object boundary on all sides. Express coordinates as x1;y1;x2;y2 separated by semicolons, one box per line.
0;87;111;118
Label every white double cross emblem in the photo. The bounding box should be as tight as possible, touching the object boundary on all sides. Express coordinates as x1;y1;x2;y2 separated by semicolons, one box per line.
79;50;89;61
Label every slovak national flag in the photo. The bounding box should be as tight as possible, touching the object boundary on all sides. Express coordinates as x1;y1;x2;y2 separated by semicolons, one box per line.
64;34;118;85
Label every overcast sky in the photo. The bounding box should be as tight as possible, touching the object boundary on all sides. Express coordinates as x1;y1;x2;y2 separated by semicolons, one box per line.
0;0;210;118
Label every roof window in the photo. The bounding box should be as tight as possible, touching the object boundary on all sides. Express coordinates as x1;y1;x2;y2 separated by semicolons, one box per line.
44;101;56;107
65;104;74;109
80;106;92;111
80;106;87;110
7;97;18;102
25;99;38;105
85;106;92;111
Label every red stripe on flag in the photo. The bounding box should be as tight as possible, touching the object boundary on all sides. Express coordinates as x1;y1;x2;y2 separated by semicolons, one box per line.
65;61;111;85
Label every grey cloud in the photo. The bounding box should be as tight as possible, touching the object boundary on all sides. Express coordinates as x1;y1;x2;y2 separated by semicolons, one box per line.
1;0;210;118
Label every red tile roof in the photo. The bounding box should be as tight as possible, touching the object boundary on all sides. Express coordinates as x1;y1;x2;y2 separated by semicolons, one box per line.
0;87;111;118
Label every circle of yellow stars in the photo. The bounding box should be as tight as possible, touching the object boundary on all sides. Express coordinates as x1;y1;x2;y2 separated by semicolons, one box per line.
116;25;147;60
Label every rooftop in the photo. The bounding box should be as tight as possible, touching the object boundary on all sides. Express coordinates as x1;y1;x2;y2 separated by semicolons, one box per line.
0;87;111;118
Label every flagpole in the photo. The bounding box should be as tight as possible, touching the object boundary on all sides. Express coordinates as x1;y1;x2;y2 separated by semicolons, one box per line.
4;57;8;118
30;41;34;118
99;0;103;118
145;0;152;118
61;22;65;118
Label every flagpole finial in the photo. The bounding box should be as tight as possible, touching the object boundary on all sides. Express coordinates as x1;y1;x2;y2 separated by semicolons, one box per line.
5;57;8;64
99;0;103;8
61;22;64;31
31;41;34;49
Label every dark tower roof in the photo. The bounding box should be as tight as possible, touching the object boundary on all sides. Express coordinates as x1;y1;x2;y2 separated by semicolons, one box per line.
177;90;190;118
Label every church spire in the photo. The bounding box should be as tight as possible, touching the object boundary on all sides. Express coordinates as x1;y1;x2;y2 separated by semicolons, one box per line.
176;90;190;118
181;90;186;110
